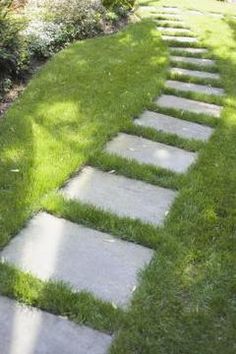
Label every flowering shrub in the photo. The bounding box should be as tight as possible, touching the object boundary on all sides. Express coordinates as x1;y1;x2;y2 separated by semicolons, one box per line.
22;0;109;58
1;0;134;99
23;20;65;58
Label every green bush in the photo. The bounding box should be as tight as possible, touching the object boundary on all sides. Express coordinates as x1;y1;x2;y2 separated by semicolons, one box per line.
0;0;29;97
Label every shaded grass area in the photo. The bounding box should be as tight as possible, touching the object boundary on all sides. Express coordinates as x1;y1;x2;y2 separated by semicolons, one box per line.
110;3;236;354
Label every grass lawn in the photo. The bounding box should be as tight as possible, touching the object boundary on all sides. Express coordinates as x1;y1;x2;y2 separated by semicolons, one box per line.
0;0;236;352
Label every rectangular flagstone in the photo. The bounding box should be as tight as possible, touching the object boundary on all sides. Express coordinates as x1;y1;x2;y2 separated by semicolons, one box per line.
155;20;186;27
155;14;183;20
170;67;220;80
170;55;215;66
62;166;177;226
165;80;224;96
1;213;153;307
105;133;197;173
162;35;198;43
156;94;222;118
0;295;112;354
134;111;214;141
170;47;208;54
157;27;193;34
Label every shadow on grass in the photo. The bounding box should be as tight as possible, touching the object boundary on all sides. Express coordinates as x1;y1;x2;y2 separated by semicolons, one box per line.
0;19;168;249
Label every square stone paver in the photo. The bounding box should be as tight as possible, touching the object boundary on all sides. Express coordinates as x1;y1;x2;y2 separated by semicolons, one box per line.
105;133;197;173
134;111;214;141
165;80;224;96
170;67;220;80
62;166;177;226
0;295;112;354
156;94;222;118
1;213;153;306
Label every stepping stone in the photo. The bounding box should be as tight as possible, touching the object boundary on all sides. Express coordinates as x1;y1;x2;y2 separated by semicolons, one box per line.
1;213;153;306
165;80;224;96
155;14;183;20
170;47;208;55
62;166;177;226
187;9;204;15
156;94;222;118
105;133;197;173
134;111;214;141
208;12;223;18
170;56;215;67
170;67;220;80
155;20;186;27
0;295;112;354
163;35;198;44
157;27;193;34
162;6;180;13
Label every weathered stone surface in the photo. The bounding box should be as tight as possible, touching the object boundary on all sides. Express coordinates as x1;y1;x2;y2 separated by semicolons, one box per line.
156;14;183;20
157;27;192;34
159;6;180;13
134;111;214;141
170;67;220;80
165;80;224;96
162;35;197;43
105;133;197;173
170;47;208;54
170;56;215;66
187;9;204;15
1;213;153;306
0;295;112;354
156;94;222;118
155;20;186;27
62;166;177;226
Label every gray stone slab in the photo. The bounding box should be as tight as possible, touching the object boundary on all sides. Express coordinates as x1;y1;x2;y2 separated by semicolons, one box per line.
0;295;112;354
170;47;208;54
157;27;193;34
156;14;183;20
165;80;224;96
170;67;220;80
1;213;153;306
187;9;204;15
156;94;222;118
162;6;180;12
155;20;186;27
170;55;215;66
134;111;214;141
105;133;197;173
62;166;177;226
163;35;198;43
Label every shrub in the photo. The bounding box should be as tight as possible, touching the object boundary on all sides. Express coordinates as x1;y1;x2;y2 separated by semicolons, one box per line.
0;0;29;97
23;0;106;58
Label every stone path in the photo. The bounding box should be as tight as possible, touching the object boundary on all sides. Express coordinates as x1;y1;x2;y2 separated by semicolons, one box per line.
170;67;220;80
0;5;224;353
0;296;112;354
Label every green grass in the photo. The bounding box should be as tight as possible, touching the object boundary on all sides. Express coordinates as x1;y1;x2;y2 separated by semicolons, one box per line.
0;19;169;333
0;1;236;353
0;20;168;249
110;2;236;353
